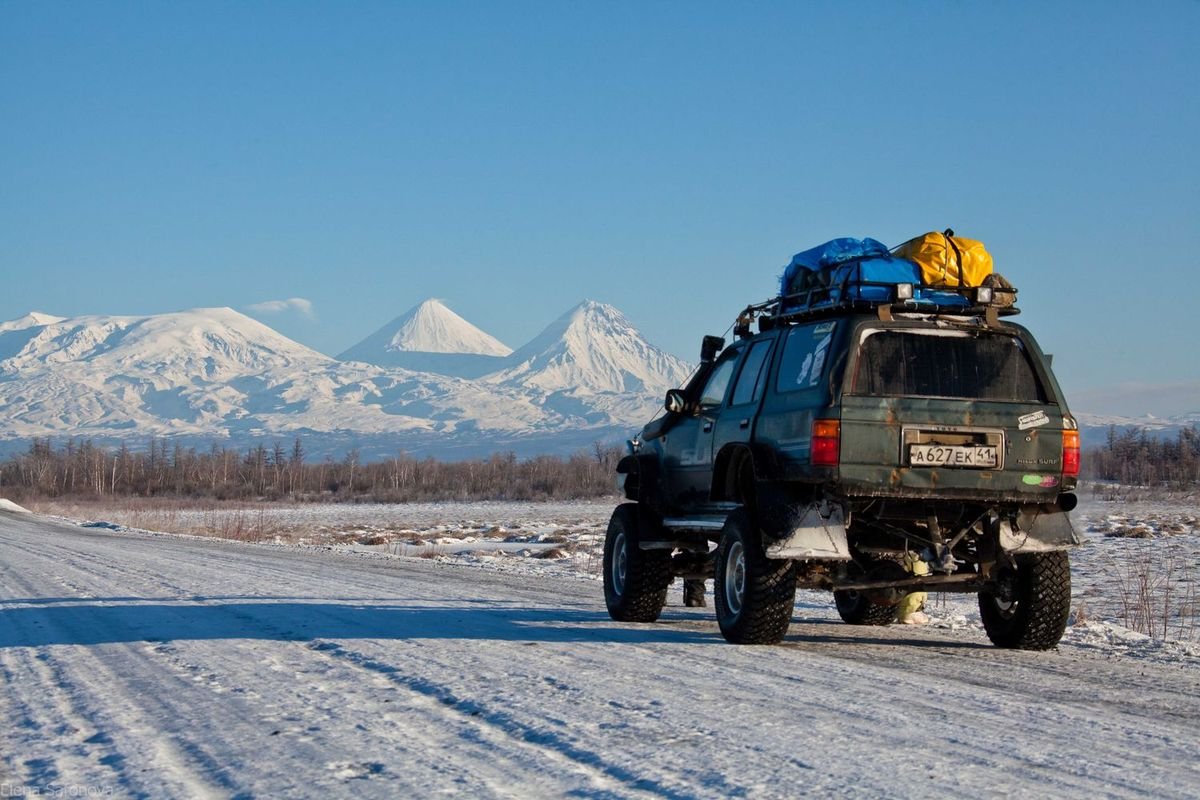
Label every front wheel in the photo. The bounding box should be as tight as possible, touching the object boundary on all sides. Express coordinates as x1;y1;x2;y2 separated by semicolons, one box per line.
979;551;1071;650
714;509;796;644
603;504;672;622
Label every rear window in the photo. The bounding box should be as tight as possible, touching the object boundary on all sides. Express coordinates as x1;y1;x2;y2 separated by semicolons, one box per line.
852;329;1047;402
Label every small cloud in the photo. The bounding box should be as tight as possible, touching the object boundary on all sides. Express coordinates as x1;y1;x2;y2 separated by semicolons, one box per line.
246;297;315;318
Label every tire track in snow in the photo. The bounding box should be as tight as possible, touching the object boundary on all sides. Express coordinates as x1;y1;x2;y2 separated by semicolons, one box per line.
127;582;688;798
301;637;697;800
0;568;228;798
3;520;663;796
0;523;381;797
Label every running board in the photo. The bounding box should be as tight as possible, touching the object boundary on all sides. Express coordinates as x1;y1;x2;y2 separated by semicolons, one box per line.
662;516;727;531
639;540;709;552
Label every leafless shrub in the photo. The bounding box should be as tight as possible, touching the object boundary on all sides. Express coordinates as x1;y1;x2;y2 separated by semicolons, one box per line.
1109;544;1198;640
577;543;603;576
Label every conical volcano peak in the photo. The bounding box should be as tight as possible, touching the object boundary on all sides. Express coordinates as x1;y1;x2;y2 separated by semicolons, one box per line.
567;299;624;320
336;299;513;377
532;300;638;344
489;300;692;395
348;298;511;357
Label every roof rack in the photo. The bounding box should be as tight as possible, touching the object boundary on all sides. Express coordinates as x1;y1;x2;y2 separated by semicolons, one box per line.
734;279;1019;338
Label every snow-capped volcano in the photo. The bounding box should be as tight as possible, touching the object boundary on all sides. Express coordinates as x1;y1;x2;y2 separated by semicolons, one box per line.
337;299;507;358
0;307;567;446
337;299;512;378
1;307;332;376
0;308;341;437
487;300;693;395
0;302;694;457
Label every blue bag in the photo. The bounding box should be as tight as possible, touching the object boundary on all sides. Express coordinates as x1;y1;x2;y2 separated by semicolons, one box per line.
780;237;890;297
832;258;969;307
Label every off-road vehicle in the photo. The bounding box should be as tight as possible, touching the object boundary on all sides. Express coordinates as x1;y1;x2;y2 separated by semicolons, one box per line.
604;247;1080;650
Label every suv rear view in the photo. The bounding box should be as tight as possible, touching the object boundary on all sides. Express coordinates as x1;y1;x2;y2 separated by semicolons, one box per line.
605;234;1080;650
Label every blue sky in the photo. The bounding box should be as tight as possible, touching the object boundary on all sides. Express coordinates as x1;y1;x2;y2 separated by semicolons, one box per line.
2;2;1197;409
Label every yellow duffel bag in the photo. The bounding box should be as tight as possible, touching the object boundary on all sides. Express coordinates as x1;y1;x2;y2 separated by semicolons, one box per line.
893;229;993;287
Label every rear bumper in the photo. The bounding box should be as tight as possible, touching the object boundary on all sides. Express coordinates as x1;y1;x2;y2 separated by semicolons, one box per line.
836;464;1073;504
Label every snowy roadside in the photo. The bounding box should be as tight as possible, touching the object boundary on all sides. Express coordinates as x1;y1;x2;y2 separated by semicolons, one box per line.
18;494;1200;665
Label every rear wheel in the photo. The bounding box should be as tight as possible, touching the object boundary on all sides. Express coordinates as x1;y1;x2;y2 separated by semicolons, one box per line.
834;589;898;626
714;509;796;644
603;504;672;622
834;559;904;626
979;551;1071;650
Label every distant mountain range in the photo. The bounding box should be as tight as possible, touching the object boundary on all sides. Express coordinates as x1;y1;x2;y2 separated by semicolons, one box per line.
0;301;1193;458
0;300;693;458
1074;411;1200;448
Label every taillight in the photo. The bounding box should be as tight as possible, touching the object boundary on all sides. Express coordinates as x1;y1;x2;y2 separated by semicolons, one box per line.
812;419;840;466
1062;430;1080;477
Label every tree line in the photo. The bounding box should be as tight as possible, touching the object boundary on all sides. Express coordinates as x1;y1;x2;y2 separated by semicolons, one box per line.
1085;426;1200;487
0;438;625;502
3;425;1197;504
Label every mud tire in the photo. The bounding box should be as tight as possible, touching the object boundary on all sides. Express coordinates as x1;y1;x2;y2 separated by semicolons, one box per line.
834;590;898;626
834;559;901;626
714;509;796;644
979;551;1071;650
603;504;672;622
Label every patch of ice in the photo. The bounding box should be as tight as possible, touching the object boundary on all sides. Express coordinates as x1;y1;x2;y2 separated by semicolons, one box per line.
81;520;124;530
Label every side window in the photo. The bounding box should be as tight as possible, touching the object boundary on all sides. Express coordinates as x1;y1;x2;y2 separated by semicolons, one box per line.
730;339;774;406
776;321;838;393
698;351;739;409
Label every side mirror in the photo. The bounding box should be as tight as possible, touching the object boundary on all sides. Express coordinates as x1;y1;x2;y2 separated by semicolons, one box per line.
665;389;688;415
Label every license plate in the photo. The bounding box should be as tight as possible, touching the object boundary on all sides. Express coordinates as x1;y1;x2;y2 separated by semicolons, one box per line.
908;444;998;468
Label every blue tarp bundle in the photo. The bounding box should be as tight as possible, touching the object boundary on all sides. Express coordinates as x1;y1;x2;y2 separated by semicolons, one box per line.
780;237;890;297
829;257;921;300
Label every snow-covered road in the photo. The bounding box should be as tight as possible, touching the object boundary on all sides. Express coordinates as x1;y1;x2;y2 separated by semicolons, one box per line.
2;509;1198;799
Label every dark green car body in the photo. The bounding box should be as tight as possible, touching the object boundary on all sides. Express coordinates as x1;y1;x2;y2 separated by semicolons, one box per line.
626;312;1077;519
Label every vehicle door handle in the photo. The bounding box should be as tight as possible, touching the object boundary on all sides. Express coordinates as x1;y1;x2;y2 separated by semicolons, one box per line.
739;419;750;429
702;421;713;433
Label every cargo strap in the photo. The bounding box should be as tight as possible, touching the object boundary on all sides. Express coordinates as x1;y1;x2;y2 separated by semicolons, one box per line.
943;228;963;284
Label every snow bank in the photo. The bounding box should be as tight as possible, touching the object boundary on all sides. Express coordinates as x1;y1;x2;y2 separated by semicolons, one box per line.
0;498;31;514
1063;621;1200;664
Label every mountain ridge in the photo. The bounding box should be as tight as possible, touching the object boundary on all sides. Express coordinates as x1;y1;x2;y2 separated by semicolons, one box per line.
2;304;1188;458
0;301;690;457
